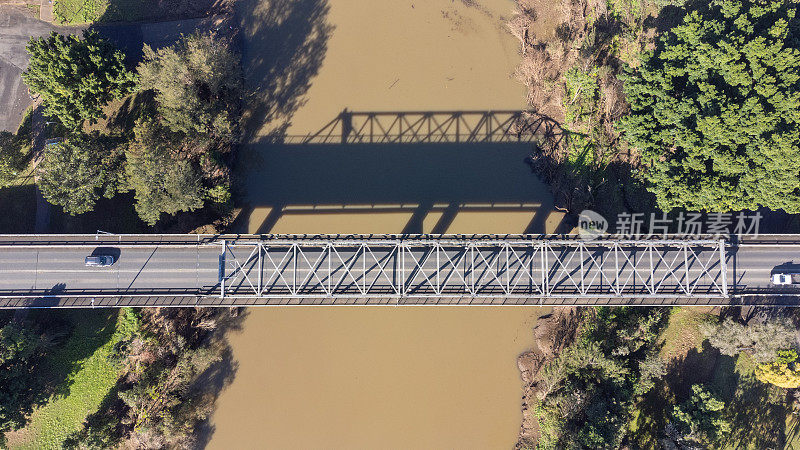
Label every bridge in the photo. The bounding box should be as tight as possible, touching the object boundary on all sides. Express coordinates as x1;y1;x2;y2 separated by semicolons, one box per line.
0;234;797;308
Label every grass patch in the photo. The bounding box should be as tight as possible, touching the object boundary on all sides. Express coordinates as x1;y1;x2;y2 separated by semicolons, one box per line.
53;0;156;24
53;0;110;24
26;4;41;19
53;0;224;23
6;309;139;450
659;307;716;363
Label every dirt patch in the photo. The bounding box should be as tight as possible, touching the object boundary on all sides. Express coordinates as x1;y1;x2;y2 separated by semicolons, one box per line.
510;0;565;43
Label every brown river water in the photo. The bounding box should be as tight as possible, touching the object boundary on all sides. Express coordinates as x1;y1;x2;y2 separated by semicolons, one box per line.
208;0;557;448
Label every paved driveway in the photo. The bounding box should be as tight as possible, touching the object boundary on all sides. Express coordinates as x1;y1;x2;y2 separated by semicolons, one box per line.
0;6;74;131
0;6;228;132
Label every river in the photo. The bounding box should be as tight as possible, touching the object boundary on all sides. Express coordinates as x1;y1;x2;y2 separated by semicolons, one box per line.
208;0;555;448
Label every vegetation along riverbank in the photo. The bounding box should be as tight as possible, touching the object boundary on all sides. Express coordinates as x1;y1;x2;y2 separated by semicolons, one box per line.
508;0;800;446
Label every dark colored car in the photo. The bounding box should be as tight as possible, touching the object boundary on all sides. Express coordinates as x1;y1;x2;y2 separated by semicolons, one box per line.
85;255;115;267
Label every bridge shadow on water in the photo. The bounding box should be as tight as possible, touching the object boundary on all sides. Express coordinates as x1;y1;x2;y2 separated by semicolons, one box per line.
235;136;566;235
227;0;565;234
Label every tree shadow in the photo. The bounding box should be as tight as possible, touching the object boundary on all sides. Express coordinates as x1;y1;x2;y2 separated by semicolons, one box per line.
235;0;333;141
104;91;156;134
724;376;787;449
96;0;231;24
0;183;36;233
10;307;120;430
655;336;789;448
92;12;234;66
185;306;249;448
664;341;721;400
642;5;687;35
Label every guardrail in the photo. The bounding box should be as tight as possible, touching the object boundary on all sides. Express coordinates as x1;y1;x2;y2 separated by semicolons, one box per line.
2;295;796;309
0;232;787;246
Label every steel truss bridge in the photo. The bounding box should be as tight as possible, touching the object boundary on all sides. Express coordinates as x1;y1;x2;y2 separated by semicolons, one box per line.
0;234;797;308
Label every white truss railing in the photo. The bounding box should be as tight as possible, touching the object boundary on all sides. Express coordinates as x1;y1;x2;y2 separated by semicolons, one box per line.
217;239;728;300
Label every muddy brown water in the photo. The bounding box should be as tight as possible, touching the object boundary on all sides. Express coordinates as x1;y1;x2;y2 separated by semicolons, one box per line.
209;0;556;448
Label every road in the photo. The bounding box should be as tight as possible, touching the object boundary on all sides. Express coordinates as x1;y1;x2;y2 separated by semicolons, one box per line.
0;245;219;294
0;5;72;132
0;235;796;308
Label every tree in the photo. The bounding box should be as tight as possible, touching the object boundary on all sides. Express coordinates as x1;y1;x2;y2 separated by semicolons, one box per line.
37;133;124;215
0;131;31;188
668;384;731;447
621;0;800;212
535;307;670;449
137;32;241;146
131;32;240;224
23;30;137;129
701;316;797;364
125;120;205;225
755;349;800;389
66;308;234;448
0;322;45;433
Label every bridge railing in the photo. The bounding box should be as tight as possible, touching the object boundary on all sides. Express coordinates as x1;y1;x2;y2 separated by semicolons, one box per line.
0;232;752;246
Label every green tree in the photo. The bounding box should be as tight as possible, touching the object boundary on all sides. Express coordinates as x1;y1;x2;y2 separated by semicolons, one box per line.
701;316;797;364
535;307;669;449
137;32;241;145
621;0;800;212
125;120;205;225
0;131;31;187
37;133;124;215
23;30;137;129
0;322;45;433
668;384;732;447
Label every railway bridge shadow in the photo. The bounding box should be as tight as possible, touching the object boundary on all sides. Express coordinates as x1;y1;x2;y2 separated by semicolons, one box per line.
235;110;569;235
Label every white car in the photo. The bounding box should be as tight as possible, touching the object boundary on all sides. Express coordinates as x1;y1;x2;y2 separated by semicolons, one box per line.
772;273;795;285
85;255;115;267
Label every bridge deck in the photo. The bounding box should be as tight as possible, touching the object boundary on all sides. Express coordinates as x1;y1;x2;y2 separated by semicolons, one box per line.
0;234;794;307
